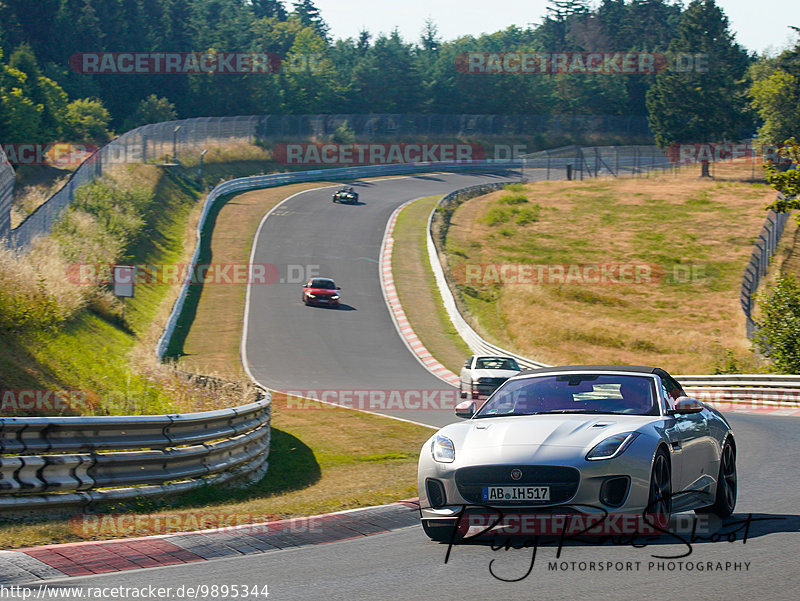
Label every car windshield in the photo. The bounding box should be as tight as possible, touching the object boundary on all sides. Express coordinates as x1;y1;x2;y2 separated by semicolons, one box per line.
309;279;336;289
474;373;658;417
475;357;520;371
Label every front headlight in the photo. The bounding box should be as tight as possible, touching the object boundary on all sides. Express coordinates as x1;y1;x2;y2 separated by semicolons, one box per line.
331;295;340;299
431;434;455;463
477;377;496;384
586;432;639;461
307;294;316;298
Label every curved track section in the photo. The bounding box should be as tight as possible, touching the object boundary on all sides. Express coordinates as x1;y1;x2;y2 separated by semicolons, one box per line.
15;172;799;599
243;172;514;428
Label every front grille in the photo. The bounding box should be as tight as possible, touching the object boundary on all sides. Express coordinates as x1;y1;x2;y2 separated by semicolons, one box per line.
455;465;580;505
476;378;508;394
478;377;508;387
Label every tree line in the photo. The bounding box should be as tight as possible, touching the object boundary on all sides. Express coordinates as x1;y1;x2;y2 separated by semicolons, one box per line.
0;0;797;150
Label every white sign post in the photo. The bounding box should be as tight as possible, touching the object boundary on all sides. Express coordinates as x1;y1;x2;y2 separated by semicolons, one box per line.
113;265;135;322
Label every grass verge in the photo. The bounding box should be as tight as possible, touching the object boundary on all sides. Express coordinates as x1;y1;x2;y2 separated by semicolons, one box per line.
391;196;471;374
444;167;777;374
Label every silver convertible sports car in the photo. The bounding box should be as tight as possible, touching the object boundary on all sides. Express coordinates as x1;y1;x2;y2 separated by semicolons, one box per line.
418;365;737;541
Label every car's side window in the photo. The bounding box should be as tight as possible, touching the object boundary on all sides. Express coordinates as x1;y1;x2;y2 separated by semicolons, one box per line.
659;380;674;412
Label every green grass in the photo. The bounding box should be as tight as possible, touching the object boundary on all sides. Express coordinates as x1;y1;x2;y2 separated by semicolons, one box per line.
0;168;202;414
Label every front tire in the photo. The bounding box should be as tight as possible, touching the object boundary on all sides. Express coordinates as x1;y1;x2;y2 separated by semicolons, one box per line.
697;439;736;518
648;448;672;528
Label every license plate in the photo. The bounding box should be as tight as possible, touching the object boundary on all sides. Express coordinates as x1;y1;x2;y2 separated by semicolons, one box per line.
482;486;550;501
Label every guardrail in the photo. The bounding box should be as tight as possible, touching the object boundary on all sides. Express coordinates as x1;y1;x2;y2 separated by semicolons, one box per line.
0;395;270;512
740;206;791;337
674;374;800;387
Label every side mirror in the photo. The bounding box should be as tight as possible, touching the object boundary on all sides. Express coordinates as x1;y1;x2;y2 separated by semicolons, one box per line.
337;286;341;290
671;396;704;415
455;400;476;419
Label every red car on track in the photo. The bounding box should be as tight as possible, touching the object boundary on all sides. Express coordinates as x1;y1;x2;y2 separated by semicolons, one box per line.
302;277;341;307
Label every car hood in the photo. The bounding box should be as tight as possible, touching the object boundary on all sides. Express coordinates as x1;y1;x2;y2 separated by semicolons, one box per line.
470;369;520;380
306;288;338;294
440;414;658;457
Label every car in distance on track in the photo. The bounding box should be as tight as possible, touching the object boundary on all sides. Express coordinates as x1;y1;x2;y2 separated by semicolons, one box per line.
332;186;359;203
302;277;341;307
460;355;522;400
419;365;737;542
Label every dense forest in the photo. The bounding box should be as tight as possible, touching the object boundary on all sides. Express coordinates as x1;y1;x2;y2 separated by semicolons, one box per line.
0;0;797;149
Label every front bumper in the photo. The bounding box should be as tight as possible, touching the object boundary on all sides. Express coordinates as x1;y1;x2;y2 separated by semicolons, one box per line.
306;296;340;306
419;446;654;524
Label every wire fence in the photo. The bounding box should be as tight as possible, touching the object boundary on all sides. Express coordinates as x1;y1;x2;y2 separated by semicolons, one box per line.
741;206;792;338
254;113;651;138
0;146;14;242
5;116;261;250
4;114;653;250
521;144;673;181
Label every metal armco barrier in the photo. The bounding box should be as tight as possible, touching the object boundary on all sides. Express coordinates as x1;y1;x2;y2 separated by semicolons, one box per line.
683;387;800;405
0;395;270;510
740;206;792;338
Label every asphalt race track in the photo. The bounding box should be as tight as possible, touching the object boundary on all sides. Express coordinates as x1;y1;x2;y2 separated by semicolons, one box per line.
31;412;800;600
29;173;800;600
243;172;514;427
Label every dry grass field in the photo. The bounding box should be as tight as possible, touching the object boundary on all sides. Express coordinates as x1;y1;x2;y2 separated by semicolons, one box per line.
445;164;778;373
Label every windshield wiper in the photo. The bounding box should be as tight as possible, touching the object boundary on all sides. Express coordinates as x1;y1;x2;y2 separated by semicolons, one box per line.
475;411;539;418
545;409;619;414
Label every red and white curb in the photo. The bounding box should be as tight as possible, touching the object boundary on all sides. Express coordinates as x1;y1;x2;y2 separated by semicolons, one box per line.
379;199;460;387
0;500;422;584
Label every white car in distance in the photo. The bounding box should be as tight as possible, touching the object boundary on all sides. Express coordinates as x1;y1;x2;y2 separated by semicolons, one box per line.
459;355;522;400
